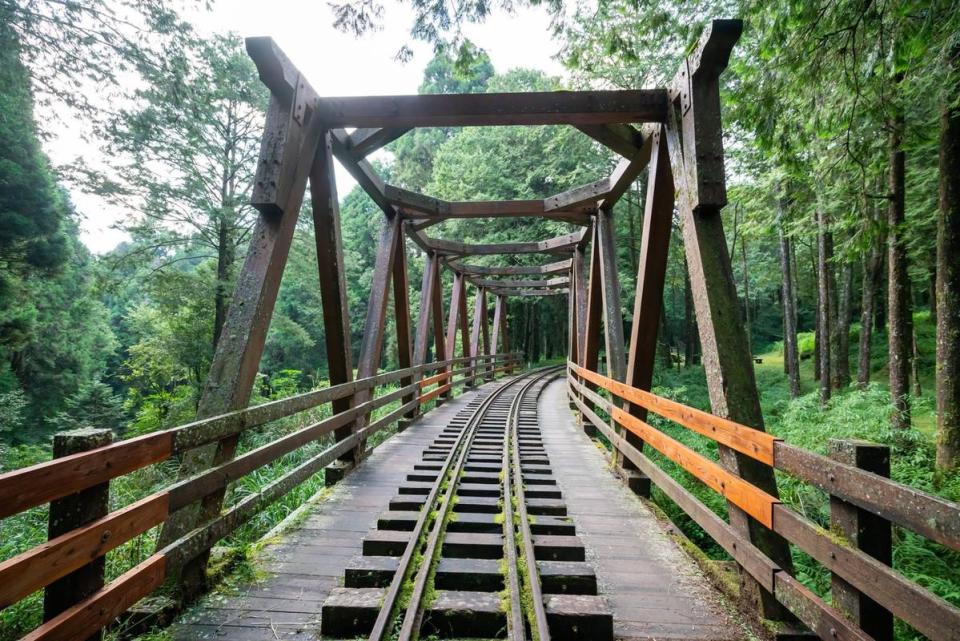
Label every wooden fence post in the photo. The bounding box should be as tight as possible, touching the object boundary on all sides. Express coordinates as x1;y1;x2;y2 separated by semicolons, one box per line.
828;439;894;641
44;428;114;640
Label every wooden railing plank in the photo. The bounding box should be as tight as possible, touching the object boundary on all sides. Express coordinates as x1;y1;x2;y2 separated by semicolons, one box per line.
21;554;166;641
0;494;168;609
611;407;778;527
773;506;960;641
0;432;173;520
571;363;778;464
775;441;960;552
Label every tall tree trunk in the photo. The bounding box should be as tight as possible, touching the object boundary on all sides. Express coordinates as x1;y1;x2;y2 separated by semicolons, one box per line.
858;200;883;387
912;328;922;397
659;306;672;369
817;206;832;405
684;270;698;367
741;235;751;355
213;215;233;349
936;48;960;470
777;187;800;397
888;109;912;430
835;261;853;388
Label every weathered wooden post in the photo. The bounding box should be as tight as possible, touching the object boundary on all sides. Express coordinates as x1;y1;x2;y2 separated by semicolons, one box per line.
665;19;795;621
44;428;114;640
828;439;894;641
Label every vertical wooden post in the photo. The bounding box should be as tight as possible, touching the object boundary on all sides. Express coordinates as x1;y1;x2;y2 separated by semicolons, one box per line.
471;286;488;383
44;428;113;639
573;245;589;367
446;271;471;384
311;130;354;467
158;85;323;596
493;295;510;372
393;225;415;430
828;439;894;641
354;213;401;443
666;19;793;619
413;253;439;416
618;129;673;495
580;224;604;436
414;253;439;367
597;207;626;383
431;258;448;400
481;289;492;380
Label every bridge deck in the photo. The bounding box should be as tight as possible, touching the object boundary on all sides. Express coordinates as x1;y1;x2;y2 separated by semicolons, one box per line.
171;376;749;640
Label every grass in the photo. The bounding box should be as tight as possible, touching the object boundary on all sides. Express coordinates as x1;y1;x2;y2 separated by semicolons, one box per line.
634;309;959;641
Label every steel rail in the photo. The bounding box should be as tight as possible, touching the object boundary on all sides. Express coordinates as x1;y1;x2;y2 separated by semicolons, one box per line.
500;367;563;640
394;368;553;641
368;368;543;641
509;368;561;641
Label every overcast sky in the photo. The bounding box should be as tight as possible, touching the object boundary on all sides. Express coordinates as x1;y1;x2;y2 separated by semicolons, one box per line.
43;0;568;254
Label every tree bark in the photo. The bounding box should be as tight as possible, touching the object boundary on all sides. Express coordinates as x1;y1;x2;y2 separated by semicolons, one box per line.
936;48;960;470
836;261;853;388
684;269;698;367
858;200;883;388
888;109;912;430
777;187;800;398
741;234;751;356
213;215;233;349
817;206;833;405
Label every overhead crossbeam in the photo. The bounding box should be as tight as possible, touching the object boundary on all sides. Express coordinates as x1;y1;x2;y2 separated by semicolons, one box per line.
447;259;572;276
315;90;669;128
423;229;587;256
488;287;569;297
343;127;410;158
470;277;569;289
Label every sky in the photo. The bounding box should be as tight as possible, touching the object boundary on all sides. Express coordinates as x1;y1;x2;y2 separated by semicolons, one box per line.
43;0;569;254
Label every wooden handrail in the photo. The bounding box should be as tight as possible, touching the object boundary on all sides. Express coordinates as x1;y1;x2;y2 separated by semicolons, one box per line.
568;362;960;551
0;354;523;641
567;367;960;641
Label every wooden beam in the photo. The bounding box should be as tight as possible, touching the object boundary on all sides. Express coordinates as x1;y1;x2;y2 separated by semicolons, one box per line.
430;252;447;396
576;123;645;158
329;128;390;212
664;17;791;620
570;247;589;365
449;200;546;216
352;214;402;453
544;178;610;212
385;184;450;216
471;277;569;289
423;229;587;256
315;89;669;128
448;259;572;276
489;287;569;297
621;127;673;467
393;224;415;416
245;37;315;110
310;130;355;461
491;296;506;355
470;287;489;380
600;123;656;212
413;253;440;366
583;225;603;377
597;208;626;382
345;127;409;157
445;272;468;359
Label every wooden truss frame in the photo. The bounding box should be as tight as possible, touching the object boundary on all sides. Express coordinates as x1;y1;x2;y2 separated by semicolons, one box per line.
156;18;793;617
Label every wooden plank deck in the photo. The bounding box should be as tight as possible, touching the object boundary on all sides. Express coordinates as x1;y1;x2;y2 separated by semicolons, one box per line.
538;377;750;640
170;375;751;640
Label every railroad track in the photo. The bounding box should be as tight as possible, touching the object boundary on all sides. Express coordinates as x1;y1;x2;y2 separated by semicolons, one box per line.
320;367;612;640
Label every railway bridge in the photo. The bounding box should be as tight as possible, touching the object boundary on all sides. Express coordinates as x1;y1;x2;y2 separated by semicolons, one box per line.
2;18;959;641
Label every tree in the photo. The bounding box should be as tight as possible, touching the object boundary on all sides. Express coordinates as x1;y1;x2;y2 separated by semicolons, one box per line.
81;34;267;347
936;40;960;472
48;381;126;433
2;0;193;122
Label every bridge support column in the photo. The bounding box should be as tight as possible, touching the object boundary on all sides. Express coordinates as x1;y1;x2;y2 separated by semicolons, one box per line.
157;59;325;600
394;222;415;431
665;20;794;622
